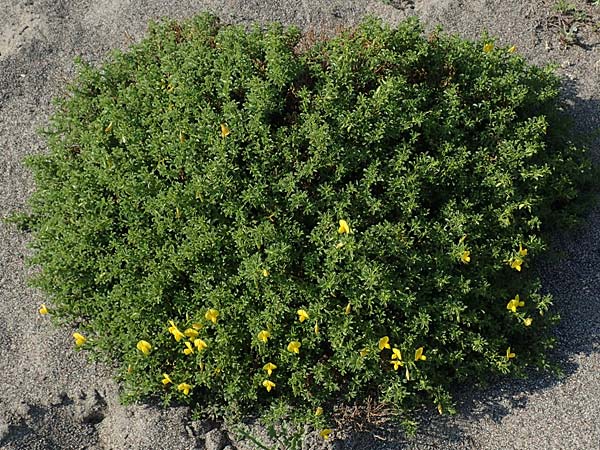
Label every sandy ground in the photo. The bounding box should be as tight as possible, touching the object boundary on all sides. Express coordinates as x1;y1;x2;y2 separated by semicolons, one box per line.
1;1;599;449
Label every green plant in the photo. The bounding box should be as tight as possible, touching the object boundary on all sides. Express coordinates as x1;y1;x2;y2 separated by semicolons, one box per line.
234;421;304;450
14;14;592;432
554;0;577;14
549;0;598;46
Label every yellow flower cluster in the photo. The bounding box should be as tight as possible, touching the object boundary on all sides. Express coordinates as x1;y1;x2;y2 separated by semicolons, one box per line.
508;244;528;271
137;340;152;355
263;362;277;376
390;348;403;370
287;341;301;354
506;294;524;313
161;315;216;396
258;329;271;343
220;123;230;138
334;219;351;248
168;320;185;341
205;308;219;324
254;308;316;395
506;347;516;359
73;332;86;347
262;363;277;392
319;429;333;440
168;319;209;356
460;250;471;264
262;379;276;392
159;372;192;395
177;382;192;396
64;308;223;398
509;257;523;271
297;309;309;322
338;219;350;234
456;241;529;272
506;293;533;327
160;372;193;395
378;336;426;381
378;336;391;350
457;235;471;264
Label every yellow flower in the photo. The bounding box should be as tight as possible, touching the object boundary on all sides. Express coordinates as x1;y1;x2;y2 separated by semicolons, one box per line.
483;43;494;53
258;330;271;343
263;362;277;376
287;341;301;354
506;347;516;359
205;308;219;324
177;382;192;395
297;309;309;323
415;347;426;361
136;340;152;355
519;244;528;257
508;45;517;53
345;303;351;315
460;250;471;264
359;347;369;357
183;341;194;355
319;429;333;440
524;317;533;326
510;257;523;272
39;304;49;315
315;406;324;416
191;322;203;330
184;328;199;339
391;348;402;360
262;268;269;277
162;373;173;385
378;336;391;351
193;338;208;351
338;219;350;234
168;320;185;342
220;123;230;138
506;294;525;313
390;360;403;370
314;322;320;335
437;403;443;415
73;332;86;347
262;379;276;392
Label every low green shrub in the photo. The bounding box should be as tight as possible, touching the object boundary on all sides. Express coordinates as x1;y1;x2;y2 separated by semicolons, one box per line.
17;13;592;430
